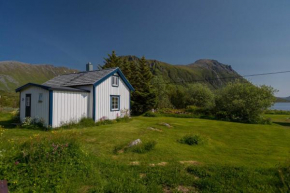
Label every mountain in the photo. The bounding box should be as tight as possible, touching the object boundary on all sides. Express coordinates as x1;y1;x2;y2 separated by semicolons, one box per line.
0;61;78;91
0;58;242;108
121;56;243;89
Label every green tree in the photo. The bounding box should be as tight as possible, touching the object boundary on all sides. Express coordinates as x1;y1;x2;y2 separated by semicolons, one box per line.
214;81;276;123
187;83;215;109
131;56;156;114
121;59;131;80
169;86;188;109
152;76;172;108
103;51;122;68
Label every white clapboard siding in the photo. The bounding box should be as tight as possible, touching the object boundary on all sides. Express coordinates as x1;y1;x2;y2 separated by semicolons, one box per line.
75;85;93;118
52;91;89;127
95;75;130;121
19;87;49;126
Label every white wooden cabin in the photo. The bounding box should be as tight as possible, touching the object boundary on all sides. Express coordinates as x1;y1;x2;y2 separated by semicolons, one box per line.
16;66;134;128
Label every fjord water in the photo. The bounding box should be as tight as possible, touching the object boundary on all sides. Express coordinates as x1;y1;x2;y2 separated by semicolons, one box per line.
270;102;290;111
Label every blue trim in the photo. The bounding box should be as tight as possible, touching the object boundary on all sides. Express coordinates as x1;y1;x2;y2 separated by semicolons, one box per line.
49;91;53;127
93;68;134;91
93;86;96;121
110;95;120;111
16;83;50;92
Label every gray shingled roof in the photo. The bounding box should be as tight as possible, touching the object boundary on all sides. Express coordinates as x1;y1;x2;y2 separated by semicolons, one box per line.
15;83;90;92
43;68;118;87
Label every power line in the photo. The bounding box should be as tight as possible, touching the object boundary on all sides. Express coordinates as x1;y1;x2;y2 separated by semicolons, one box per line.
158;70;290;85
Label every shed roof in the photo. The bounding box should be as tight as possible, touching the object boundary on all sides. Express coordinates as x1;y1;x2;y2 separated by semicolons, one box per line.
15;83;90;93
16;67;134;93
43;68;117;87
42;67;134;91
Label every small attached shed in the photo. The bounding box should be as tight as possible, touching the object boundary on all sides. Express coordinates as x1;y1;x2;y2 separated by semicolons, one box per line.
16;67;134;128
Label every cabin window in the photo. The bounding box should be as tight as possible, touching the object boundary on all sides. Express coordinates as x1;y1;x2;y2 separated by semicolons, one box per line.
110;95;120;111
38;93;43;103
112;76;119;87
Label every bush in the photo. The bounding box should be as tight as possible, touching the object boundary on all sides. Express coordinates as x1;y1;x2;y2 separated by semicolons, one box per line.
214;81;276;123
79;117;96;127
116;115;131;122
178;134;203;145
144;111;158;117
187;84;215;109
22;117;46;130
127;140;157;154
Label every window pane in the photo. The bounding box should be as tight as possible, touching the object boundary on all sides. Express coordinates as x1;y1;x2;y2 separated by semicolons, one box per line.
111;96;119;110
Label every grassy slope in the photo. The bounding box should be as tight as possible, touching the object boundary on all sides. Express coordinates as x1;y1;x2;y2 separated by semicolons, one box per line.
2;116;290;168
0;61;77;91
1;114;290;192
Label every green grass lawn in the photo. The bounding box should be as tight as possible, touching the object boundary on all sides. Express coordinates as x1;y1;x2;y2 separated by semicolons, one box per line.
1;112;290;192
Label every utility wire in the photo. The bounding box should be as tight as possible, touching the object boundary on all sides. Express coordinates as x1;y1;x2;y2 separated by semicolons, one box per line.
159;70;290;85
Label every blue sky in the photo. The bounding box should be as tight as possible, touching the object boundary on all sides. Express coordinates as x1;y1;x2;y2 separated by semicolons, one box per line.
1;0;290;96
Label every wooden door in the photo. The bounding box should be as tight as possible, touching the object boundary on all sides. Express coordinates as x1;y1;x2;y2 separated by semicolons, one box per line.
25;94;31;117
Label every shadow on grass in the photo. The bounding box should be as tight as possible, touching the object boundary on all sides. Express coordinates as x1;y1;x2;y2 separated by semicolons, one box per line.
273;122;290;127
0;119;17;128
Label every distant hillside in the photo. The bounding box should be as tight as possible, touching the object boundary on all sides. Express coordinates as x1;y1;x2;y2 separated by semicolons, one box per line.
121;56;243;89
0;61;78;91
0;58;243;108
276;96;290;103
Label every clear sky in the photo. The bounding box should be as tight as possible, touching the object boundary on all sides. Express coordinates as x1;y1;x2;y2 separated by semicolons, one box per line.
1;0;290;96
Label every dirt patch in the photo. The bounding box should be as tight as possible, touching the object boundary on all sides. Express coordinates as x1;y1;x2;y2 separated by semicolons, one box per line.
117;149;124;154
139;173;146;178
177;185;199;193
129;161;140;166
163;186;171;193
112;155;118;159
163;185;198;193
79;185;93;193
179;161;200;165
85;138;96;143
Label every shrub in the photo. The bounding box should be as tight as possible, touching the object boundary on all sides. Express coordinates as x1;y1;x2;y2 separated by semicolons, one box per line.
178;134;203;145
22;117;46;130
214;81;277;123
187;84;215;109
116;115;131;122
144;111;158;117
96;119;115;125
79;117;96;127
127;140;157;154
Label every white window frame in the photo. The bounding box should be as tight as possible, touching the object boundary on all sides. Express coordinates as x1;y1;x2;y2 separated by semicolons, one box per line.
112;76;119;87
110;95;120;111
38;93;43;103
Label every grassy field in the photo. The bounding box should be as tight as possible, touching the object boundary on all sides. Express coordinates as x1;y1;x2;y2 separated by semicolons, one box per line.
1;112;290;192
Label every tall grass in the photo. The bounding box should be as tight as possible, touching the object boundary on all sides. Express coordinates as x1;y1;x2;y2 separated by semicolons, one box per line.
0;132;96;192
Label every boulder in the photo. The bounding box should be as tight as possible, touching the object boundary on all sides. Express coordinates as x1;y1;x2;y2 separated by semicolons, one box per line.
128;139;142;147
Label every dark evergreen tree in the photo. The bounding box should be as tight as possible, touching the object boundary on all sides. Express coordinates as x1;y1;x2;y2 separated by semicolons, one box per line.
102;52;157;115
103;51;122;68
130;56;156;114
121;59;132;80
